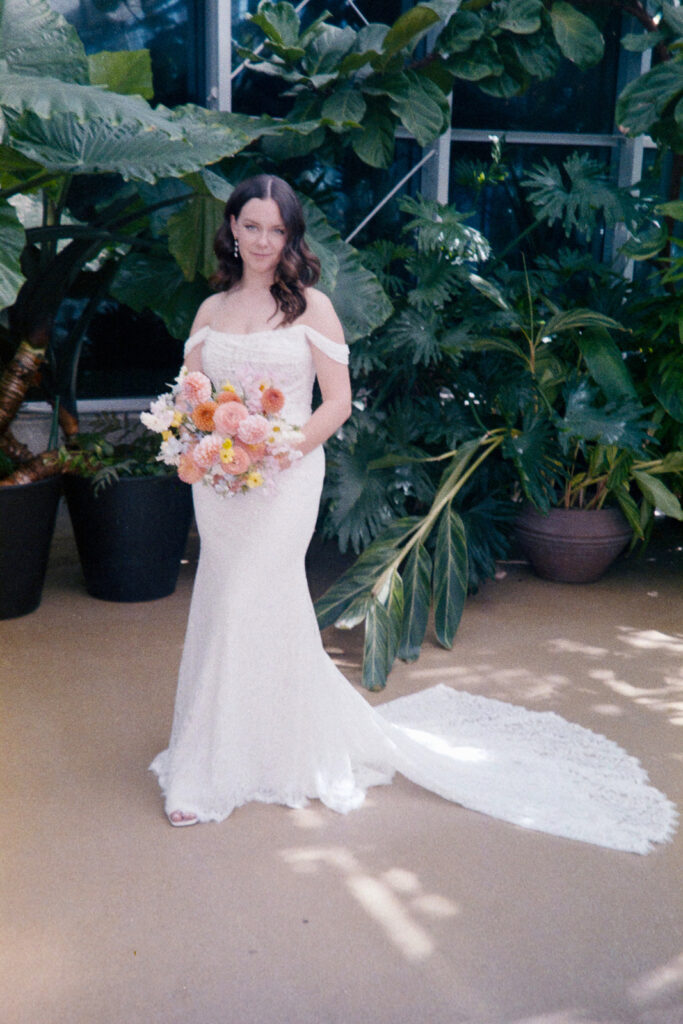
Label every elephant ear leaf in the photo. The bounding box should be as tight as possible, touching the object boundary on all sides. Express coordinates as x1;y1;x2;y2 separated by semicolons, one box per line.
397;542;432;662
433;505;468;649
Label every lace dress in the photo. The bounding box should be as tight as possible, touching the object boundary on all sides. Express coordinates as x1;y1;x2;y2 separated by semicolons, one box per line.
150;325;677;854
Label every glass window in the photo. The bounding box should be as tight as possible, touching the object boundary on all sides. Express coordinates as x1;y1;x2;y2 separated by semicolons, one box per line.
449;141;615;263
50;0;204;106
451;14;622;134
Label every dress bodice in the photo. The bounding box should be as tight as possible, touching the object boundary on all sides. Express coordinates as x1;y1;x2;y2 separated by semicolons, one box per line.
184;324;349;425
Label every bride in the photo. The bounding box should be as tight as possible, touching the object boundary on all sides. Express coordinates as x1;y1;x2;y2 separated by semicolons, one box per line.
149;174;676;854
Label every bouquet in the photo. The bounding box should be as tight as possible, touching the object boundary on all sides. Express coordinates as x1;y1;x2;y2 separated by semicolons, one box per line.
140;368;302;496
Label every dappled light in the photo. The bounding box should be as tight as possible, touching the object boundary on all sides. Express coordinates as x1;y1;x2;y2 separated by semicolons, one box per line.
280;846;459;963
628;950;683;1007
617;627;683;655
589;667;683;726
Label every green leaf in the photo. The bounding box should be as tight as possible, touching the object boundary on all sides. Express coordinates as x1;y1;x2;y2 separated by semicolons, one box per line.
509;34;561;79
385;71;449;145
250;1;304;51
88;49;153;99
632;471;683;520
304;25;356;76
111;250;209;339
0;70;184;134
615;60;683;137
437;11;484;54
300;195;393;342
575;326;637;400
541;307;623;340
433;505;468;649
4;105;249;183
321;86;366;126
550;1;604;69
621;30;666;54
649;350;683;422
657;200;683;221
362;599;391;691
382;6;441;58
351;103;395;167
378;568;404;669
448;37;504;81
497;0;543;35
398;542;432;662
0;198;26;309
167;193;225;282
0;0;89;82
315;523;418;629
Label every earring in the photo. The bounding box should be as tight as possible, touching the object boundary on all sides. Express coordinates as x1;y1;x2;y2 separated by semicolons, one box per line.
233;237;240;258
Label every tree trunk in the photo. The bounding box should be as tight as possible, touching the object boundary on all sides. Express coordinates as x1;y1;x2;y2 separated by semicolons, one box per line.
0;452;61;486
0;336;48;437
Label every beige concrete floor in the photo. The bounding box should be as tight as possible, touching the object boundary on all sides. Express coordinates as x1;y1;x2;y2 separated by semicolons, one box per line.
2;507;682;1024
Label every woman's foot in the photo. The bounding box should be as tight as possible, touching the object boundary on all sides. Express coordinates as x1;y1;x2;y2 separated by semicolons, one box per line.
168;810;198;827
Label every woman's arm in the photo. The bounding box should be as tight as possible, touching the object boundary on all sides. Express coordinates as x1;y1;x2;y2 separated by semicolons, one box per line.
297;290;352;456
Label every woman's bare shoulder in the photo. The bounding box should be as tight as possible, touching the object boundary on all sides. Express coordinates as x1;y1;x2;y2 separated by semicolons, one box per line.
190;292;226;334
300;288;345;344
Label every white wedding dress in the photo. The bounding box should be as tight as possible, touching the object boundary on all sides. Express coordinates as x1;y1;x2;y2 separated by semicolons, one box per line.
150;324;677;854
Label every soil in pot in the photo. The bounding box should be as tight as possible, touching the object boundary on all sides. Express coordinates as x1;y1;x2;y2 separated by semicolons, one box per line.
63;474;193;601
515;505;632;583
0;475;62;618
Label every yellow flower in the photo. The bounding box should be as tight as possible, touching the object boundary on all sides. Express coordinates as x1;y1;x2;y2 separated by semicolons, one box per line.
220;438;234;463
161;430;172;441
221;381;236;394
171;411;184;427
245;470;264;489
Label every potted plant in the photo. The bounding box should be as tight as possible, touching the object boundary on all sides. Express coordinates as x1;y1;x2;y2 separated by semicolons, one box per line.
57;422;194;602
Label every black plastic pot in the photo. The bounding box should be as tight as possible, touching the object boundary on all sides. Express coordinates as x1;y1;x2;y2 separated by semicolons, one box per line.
515;505;632;583
63;474;193;601
0;475;62;619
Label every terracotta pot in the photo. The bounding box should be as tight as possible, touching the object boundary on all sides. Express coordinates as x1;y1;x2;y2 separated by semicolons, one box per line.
0;475;62;618
515;505;632;583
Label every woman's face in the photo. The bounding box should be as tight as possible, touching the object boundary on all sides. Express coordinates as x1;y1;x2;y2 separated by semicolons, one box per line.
230;198;288;276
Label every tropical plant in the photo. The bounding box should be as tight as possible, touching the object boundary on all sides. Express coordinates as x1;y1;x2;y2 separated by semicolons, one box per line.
314;191;683;691
0;0;395;486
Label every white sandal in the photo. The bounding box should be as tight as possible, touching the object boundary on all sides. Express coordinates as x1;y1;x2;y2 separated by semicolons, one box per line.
167;810;198;827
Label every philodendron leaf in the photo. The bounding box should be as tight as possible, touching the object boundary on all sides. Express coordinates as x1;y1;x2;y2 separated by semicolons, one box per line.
398;542;432;662
550;1;604;69
632;471;683;520
433;504;468;649
0;198;26;310
362;599;391;691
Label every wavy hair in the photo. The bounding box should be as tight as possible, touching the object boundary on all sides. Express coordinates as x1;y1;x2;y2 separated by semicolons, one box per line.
211;175;321;324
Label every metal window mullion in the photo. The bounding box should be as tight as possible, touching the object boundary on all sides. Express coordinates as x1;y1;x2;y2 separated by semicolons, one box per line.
206;0;232;110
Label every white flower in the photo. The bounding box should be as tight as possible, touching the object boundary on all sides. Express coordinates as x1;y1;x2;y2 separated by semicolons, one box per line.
140;395;175;432
158;436;184;466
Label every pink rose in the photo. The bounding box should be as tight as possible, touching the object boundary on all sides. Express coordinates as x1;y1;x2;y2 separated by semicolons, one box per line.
192;434;222;470
214;401;249;436
223;445;251;475
237;414;270;445
177;451;205;484
179;371;212;408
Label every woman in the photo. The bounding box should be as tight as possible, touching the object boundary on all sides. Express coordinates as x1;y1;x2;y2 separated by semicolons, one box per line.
149;175;675;853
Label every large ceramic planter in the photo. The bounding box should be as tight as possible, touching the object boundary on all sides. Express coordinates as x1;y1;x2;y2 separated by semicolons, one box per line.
0;475;62;619
63;474;193;601
515;505;632;583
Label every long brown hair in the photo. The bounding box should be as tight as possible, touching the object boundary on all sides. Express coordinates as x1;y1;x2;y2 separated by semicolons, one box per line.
212;175;321;324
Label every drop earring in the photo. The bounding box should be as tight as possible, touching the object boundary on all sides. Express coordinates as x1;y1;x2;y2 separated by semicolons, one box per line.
233;237;240;258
